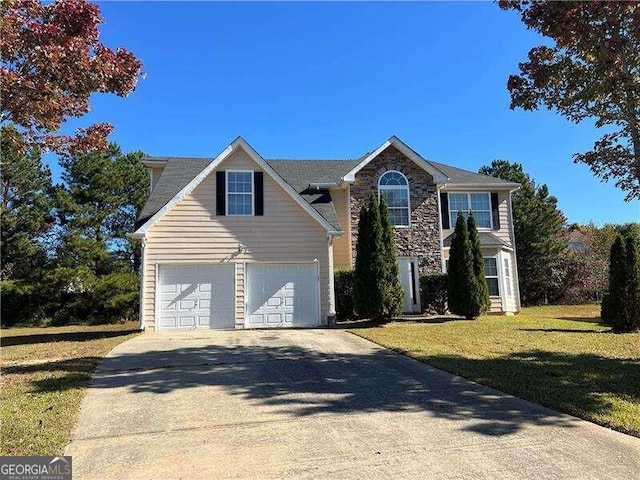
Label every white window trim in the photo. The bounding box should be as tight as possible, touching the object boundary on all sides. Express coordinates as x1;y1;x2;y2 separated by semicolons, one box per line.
378;170;411;228
484;256;500;298
448;192;493;230
226;169;254;216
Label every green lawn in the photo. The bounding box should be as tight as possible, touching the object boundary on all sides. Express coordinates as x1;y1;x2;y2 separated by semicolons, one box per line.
349;305;640;437
1;323;140;455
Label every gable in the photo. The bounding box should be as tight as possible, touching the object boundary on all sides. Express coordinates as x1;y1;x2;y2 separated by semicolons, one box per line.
152;149;329;238
353;144;436;187
131;138;341;237
343;136;449;184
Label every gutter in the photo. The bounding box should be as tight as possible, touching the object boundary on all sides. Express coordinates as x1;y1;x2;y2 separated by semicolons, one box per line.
309;182;340;189
440;182;520;192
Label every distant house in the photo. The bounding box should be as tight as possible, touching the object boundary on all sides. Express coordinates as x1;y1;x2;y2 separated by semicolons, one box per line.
568;230;588;253
130;136;521;331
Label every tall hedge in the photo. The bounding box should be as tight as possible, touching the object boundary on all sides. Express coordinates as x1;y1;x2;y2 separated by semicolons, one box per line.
447;211;488;319
354;193;384;319
354;192;404;321
602;235;640;332
379;194;404;318
626;237;640;331
603;236;627;328
468;215;491;313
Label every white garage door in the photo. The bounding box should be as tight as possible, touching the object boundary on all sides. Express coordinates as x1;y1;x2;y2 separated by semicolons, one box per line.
158;265;235;330
246;264;319;328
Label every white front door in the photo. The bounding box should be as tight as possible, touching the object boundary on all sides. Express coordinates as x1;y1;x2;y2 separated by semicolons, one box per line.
246;263;319;328
158;265;235;330
397;257;420;313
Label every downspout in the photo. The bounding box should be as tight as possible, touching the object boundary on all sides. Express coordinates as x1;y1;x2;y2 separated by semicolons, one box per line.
139;236;147;330
435;184;446;273
327;233;336;325
507;192;522;312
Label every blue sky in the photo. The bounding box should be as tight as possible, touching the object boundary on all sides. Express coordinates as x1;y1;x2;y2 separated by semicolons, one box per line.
56;1;638;225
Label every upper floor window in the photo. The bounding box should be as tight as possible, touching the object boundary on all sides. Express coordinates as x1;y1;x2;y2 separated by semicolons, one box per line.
448;192;492;229
378;171;410;227
227;170;253;215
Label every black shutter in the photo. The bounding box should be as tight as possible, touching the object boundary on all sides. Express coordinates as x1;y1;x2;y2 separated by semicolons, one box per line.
491;192;500;229
254;171;264;216
216;171;225;216
440;192;450;229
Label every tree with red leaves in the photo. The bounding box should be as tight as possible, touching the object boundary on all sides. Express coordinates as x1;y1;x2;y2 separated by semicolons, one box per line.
499;1;640;201
1;0;142;153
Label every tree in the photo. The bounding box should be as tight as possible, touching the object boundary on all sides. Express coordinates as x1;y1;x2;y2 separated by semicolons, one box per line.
499;1;640;200
467;215;491;313
625;236;640;332
1;0;142;153
448;211;486;319
602;236;627;330
55;144;148;273
479;159;566;304
354;193;403;321
0;125;53;281
354;194;383;319
581;223;620;300
379;194;404;318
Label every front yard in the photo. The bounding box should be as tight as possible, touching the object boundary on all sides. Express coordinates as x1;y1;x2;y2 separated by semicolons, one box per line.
0;323;139;455
350;304;640;437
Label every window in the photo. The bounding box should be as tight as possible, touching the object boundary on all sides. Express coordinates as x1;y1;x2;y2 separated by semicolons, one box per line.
378;171;410;227
448;192;492;229
503;257;512;297
227;171;253;215
484;257;499;296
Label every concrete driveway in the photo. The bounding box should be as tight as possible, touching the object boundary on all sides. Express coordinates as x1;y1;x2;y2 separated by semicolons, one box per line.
66;329;639;480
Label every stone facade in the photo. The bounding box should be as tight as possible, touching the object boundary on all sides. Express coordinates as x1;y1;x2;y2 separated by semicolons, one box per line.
349;145;442;274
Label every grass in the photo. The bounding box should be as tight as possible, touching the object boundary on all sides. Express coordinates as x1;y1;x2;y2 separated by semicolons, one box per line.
348;304;640;437
0;322;140;455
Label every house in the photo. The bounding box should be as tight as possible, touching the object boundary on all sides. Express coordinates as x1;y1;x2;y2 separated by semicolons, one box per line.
130;136;521;331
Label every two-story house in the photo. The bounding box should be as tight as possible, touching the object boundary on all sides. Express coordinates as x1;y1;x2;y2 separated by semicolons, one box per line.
130;136;521;331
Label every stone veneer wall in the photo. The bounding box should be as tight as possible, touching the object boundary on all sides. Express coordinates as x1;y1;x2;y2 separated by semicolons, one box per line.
349;145;442;274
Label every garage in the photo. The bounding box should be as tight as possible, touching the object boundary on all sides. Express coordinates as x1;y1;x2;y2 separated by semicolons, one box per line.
158;265;235;330
246;263;320;328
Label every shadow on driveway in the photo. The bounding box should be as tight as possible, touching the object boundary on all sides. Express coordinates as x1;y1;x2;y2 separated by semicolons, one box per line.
76;339;583;438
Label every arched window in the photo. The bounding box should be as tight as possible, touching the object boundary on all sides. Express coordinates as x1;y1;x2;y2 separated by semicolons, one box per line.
378;171;410;227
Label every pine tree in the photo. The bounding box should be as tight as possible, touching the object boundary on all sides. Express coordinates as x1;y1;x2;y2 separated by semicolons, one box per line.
0;125;53;281
354;194;383;319
447;211;484;319
354;200;370;317
624;236;640;332
479;160;566;304
604;236;627;331
468;214;491;314
379;194;404;318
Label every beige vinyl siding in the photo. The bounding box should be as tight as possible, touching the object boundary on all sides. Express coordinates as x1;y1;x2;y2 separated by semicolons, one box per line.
441;190;514;247
490;297;503;312
494;191;512;245
142;148;331;330
331;186;352;270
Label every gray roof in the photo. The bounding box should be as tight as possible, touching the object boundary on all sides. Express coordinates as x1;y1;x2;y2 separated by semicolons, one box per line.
430;161;519;187
135;158;359;231
136;158;210;229
443;231;510;249
135;153;518;232
265;159;363;231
